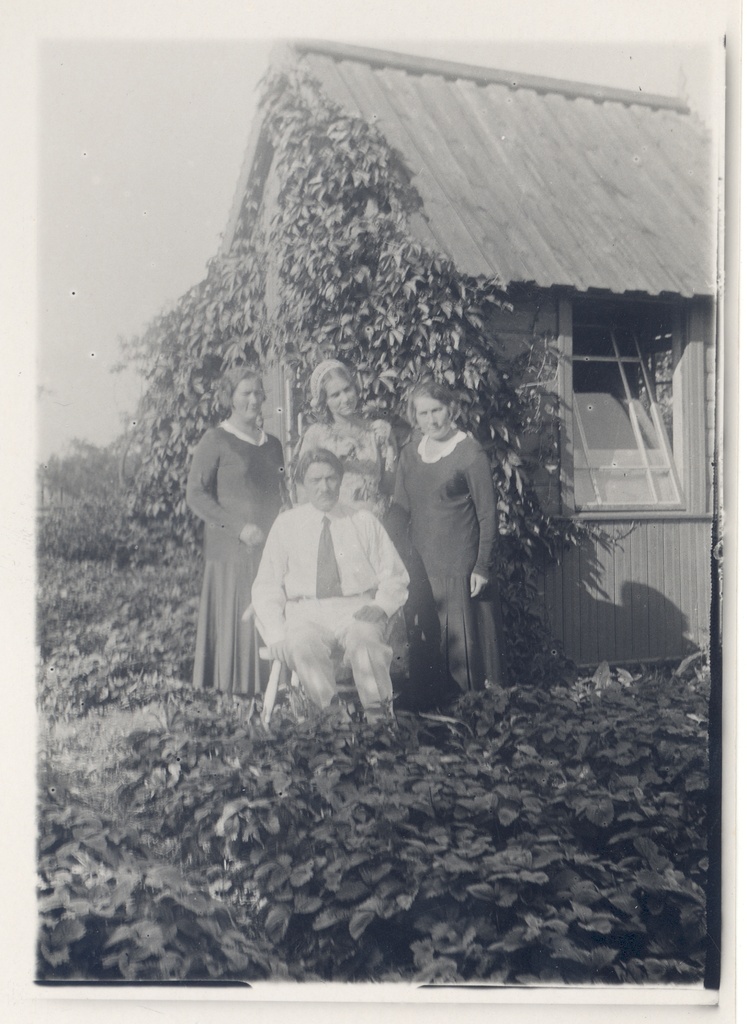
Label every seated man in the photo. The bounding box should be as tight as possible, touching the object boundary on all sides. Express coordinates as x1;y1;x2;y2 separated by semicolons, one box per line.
251;448;409;721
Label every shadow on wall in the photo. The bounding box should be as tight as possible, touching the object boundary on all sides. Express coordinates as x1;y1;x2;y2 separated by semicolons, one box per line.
546;526;706;666
561;536;700;663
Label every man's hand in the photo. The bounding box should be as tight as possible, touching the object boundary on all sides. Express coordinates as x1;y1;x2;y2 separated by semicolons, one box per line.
263;641;286;662
470;572;489;598
240;523;265;548
353;603;388;625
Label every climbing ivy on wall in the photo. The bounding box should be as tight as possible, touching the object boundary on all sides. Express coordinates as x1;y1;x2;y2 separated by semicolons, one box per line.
122;65;579;672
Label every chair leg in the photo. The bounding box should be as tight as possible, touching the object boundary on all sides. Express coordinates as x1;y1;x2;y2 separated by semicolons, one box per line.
262;660;283;727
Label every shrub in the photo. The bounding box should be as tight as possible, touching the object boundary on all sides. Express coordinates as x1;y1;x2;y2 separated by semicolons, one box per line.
38;495;184;567
38;497;126;563
38;439;122;504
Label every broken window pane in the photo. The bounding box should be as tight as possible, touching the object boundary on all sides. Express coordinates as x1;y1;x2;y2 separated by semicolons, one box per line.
571;312;681;510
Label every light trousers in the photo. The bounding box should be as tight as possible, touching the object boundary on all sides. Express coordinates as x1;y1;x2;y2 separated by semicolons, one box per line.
283;595;393;718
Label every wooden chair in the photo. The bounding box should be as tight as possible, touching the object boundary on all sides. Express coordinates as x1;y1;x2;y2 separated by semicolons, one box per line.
242;604;300;727
243;604;407;725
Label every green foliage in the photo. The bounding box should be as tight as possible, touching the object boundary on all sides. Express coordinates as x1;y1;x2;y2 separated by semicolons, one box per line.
37;556;200;721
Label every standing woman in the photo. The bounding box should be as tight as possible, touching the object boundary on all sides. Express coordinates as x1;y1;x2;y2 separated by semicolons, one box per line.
393;379;506;702
187;367;285;696
296;359;398;518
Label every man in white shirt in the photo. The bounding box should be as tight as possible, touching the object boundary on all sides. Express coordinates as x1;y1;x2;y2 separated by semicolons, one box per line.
251;448;409;720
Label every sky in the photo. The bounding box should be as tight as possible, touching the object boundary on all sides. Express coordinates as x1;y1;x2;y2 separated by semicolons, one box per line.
31;2;728;461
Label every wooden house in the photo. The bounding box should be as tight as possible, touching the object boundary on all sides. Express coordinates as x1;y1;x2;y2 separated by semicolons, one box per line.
220;41;717;666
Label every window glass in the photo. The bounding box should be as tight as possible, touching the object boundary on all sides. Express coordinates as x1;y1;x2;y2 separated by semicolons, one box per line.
571;308;681;510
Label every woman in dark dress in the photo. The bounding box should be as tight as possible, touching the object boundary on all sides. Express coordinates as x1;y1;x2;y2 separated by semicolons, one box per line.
393;380;505;704
186;368;285;696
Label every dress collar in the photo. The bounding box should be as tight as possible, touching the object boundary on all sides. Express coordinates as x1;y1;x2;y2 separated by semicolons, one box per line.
417;430;468;464
220;420;267;446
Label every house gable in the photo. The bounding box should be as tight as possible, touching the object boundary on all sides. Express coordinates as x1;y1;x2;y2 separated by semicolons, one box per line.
218;42;717;666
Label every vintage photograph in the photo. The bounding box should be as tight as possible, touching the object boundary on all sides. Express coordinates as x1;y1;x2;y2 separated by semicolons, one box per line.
30;5;727;1001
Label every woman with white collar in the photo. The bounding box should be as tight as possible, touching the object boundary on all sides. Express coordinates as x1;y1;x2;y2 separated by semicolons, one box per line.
393;379;505;703
187;367;285;695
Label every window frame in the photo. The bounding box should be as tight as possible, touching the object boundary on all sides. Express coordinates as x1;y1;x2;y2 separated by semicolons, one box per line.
557;295;707;519
571;325;684;512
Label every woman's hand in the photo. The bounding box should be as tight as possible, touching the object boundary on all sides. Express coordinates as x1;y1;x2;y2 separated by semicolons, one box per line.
239;523;265;548
470;572;489;598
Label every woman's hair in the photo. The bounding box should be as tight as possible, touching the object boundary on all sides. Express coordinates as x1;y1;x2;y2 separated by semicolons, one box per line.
405;379;456;426
217;366;264;410
313;364;357;422
294;447;344;485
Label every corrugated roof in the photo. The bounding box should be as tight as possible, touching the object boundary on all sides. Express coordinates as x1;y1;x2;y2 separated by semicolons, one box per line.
292;42;715;298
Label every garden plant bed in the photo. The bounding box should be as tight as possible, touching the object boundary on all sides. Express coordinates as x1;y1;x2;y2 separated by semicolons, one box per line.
37;555;711;984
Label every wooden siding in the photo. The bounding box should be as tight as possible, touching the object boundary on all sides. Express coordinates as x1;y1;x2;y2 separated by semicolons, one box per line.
702;300;718;514
556;298;574;516
259;360;286;450
677;303;709;514
540;517;712;665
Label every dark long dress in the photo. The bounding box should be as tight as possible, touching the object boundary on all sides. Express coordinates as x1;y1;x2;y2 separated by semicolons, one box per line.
186;426;284;696
393;432;505;702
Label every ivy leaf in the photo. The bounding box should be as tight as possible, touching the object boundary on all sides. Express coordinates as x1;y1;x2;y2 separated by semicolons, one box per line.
466;882;495;902
578;914;615;935
289;861;315;887
312;906;350;931
265;904;292;944
349;908;377;941
359;862;392;886
585;797;615;828
569;880;602;905
294;893;323;915
498;804;520;826
48;918;86;948
336;879;370;903
214;797;251;837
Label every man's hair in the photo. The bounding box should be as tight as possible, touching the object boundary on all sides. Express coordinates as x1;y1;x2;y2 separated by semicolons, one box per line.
294;447;344;484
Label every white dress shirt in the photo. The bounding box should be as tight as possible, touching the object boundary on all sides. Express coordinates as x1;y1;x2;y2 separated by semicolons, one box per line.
252;502;409;643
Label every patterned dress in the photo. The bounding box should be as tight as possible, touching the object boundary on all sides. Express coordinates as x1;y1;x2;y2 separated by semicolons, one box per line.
393;431;505;702
186;425;285;696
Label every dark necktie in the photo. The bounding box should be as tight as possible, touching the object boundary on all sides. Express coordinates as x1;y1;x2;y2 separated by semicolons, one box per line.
316;515;343;599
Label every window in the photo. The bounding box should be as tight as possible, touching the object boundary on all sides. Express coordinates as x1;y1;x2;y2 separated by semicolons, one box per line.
572;304;682;510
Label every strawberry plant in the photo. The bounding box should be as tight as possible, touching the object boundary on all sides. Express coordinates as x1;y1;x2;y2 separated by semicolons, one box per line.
39;638;710;983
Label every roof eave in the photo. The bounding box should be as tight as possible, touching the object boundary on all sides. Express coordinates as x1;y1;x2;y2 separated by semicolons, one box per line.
291;39;690;113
